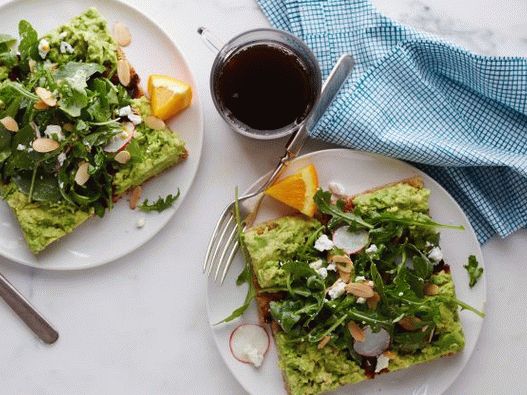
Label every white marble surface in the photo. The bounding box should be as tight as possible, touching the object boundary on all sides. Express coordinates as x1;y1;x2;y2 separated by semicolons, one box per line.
0;0;526;394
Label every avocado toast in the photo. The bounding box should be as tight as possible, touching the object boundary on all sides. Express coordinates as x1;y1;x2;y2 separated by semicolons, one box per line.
242;177;483;395
0;8;187;254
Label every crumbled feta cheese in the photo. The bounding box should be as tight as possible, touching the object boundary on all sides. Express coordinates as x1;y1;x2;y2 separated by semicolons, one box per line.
136;217;145;228
59;41;74;54
398;292;404;296
317;267;328;279
243;345;264;367
328;279;346;300
326;263;337;272
57;152;67;167
118;105;142;125
368;280;374;287
38;39;50;59
127;113;142;125
375;353;390;373
314;234;334;252
16;144;26;151
354;275;366;282
428;246;443;263
328;181;345;196
356;297;366;304
365;244;378;254
309;260;323;270
59;31;68;39
44;124;64;141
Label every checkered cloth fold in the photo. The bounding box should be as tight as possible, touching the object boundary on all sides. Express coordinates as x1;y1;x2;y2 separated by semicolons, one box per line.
257;0;527;243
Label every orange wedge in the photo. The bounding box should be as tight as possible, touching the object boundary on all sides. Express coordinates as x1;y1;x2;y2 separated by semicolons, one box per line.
148;74;192;120
264;164;319;217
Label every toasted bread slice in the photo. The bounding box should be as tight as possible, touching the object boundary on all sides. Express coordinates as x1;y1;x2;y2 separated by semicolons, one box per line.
244;176;465;395
2;9;187;254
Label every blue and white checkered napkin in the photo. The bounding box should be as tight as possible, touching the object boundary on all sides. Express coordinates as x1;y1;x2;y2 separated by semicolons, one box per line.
257;0;527;243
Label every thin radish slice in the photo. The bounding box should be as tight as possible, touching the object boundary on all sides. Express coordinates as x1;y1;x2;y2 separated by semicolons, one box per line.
229;324;270;367
103;122;135;152
353;326;390;357
333;227;369;254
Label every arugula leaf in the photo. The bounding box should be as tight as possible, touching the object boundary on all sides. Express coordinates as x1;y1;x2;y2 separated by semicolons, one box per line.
216;188;256;324
0;127;11;165
18;20;39;64
12;171;61;202
464;255;483;288
56;62;105;117
369;211;464;230
138;191;180;212
313;189;373;229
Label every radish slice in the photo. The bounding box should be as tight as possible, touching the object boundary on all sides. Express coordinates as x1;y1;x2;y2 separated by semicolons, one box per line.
353;326;390;357
229;324;270;367
333;227;369;254
103;122;135;152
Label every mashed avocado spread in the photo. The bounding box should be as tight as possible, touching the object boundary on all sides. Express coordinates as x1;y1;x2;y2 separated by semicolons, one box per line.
43;8;117;67
242;181;472;395
113;98;187;195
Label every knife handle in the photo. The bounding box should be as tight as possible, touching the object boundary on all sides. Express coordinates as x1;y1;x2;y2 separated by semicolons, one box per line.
0;271;59;344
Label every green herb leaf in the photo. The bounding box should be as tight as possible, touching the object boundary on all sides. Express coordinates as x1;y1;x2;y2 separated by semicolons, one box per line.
216;187;256;324
464;255;483;288
138;191;180;212
313;189;373;229
18;20;38;64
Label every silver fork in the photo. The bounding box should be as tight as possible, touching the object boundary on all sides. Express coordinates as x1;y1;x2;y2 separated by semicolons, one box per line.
203;54;356;283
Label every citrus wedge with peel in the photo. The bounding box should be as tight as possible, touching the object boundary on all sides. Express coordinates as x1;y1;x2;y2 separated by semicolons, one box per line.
147;74;192;120
264;164;319;217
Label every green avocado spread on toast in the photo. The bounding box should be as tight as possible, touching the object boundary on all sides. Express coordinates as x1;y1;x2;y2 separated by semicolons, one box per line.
0;8;187;254
238;180;481;395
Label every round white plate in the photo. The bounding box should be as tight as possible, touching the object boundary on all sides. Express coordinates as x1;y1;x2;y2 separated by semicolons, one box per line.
207;149;486;395
0;0;203;270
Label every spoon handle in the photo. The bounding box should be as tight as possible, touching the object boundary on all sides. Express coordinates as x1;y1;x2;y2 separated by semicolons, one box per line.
0;272;59;344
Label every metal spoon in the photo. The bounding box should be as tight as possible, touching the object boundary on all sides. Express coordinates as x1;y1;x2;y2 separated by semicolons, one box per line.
0;271;58;344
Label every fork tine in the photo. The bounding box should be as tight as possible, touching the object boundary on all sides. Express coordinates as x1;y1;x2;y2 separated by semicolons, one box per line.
219;225;246;284
214;220;238;281
209;214;236;277
203;205;233;275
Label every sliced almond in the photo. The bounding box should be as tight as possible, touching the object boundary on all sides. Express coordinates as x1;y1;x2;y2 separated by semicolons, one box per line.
345;282;374;298
113;22;132;47
117;59;131;87
330;254;354;273
367;292;381;310
347;321;365;342
0;116;18;132
317;335;331;350
74;162;90;186
129;185;142;209
424;283;440;296
34;100;49;110
144;115;166;130
35;87;57;107
28;59;37;73
114;150;131;164
32;137;59;153
339;271;351;283
398;316;422;331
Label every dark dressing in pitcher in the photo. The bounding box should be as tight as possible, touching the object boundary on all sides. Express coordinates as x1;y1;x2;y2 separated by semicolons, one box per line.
214;43;315;131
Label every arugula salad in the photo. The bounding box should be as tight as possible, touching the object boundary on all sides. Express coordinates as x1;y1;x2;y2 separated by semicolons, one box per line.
0;9;187;254
229;177;484;395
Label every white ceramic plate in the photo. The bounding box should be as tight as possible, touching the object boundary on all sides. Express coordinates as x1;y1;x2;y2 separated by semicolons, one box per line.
0;0;203;270
207;149;486;395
